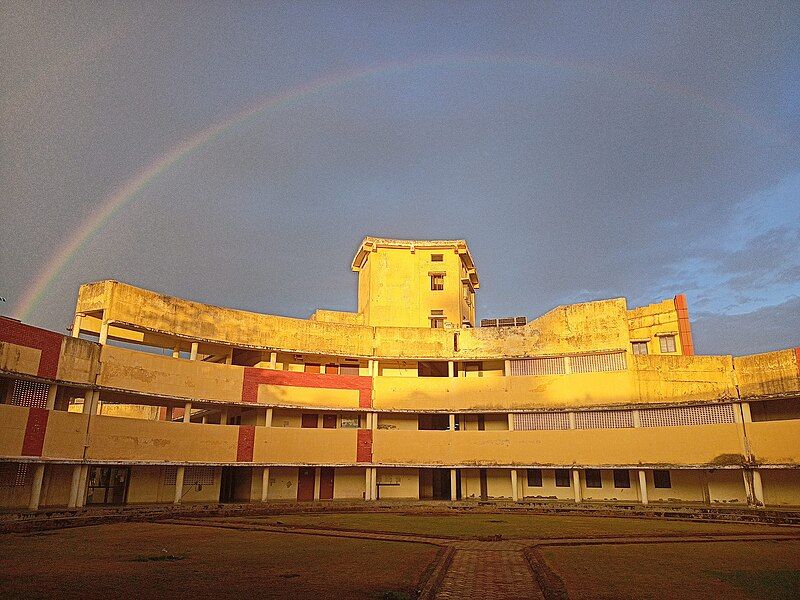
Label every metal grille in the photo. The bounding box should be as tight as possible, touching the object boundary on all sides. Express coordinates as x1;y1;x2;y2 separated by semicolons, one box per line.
510;357;566;376
570;352;627;373
164;466;215;486
10;379;49;408
639;404;735;427
575;410;634;429
0;463;30;487
514;412;570;431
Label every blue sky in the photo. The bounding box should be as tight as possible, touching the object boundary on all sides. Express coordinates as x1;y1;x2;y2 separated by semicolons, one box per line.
2;1;799;355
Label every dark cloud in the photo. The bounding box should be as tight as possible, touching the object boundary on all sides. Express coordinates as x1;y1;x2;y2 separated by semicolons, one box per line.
1;1;799;356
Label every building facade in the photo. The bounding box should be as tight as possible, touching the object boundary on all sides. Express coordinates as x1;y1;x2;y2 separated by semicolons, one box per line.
1;236;799;510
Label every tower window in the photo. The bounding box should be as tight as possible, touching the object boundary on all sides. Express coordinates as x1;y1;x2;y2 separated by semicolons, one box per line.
631;341;648;355
430;273;445;291
429;310;445;329
659;335;677;353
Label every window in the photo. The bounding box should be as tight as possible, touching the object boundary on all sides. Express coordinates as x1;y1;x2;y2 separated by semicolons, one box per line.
613;469;631;488
554;469;571;487
631;341;648;355
303;363;321;373
653;470;671;488
431;254;444;262
324;364;339;374
430;273;445;291
659;335;677;353
585;469;602;488
527;469;543;487
429;310;445;329
340;363;360;376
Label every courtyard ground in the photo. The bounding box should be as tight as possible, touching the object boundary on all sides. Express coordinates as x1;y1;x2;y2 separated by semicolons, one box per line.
1;510;799;599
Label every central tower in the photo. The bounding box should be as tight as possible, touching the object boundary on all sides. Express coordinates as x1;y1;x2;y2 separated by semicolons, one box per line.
351;237;479;328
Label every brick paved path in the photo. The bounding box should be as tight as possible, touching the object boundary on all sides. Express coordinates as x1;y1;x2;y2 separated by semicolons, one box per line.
434;547;544;600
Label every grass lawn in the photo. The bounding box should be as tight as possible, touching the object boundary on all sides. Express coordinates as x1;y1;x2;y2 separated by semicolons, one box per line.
223;511;796;539
0;522;438;600
540;540;800;600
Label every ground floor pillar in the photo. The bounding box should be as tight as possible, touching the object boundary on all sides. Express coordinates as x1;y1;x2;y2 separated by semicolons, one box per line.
28;464;45;510
638;470;649;504
450;469;458;501
174;466;185;504
261;467;270;502
572;469;582;503
68;465;82;508
749;469;765;507
75;465;89;507
510;469;519;501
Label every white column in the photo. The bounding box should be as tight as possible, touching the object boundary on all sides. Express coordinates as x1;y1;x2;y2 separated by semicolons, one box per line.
261;467;270;502
98;319;109;345
504;359;511;376
29;464;45;510
510;469;519;501
568;412;577;429
219;408;228;425
371;412;378;430
46;384;57;410
449;414;456;431
68;465;82;508
183;401;192;423
71;314;83;338
632;410;641;428
265;407;273;428
563;355;572;374
172;346;181;358
313;467;321;500
448;361;455;377
365;468;372;500
190;342;199;361
638;470;649;504
371;467;378;500
752;469;765;507
508;413;515;431
174;466;185;504
225;349;233;365
572;469;582;503
269;352;277;370
450;469;458;501
742;469;757;506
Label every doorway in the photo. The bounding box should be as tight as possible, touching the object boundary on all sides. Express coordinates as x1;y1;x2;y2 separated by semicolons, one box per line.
420;468;455;500
297;467;316;501
86;466;130;505
319;467;334;499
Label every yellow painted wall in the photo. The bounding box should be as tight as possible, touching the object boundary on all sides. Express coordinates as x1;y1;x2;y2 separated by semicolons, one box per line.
522;469;575;501
375;467;418;499
334;466;366;499
735;349;800;399
644;469;705;502
41;411;89;460
56;337;101;384
0;405;28;457
627;298;683;355
253;427;358;464
747;421;800;465
0;342;42;379
267;466;298;499
760;470;800;506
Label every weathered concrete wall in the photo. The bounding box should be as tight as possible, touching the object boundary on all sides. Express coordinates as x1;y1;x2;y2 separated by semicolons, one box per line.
735;349;800;399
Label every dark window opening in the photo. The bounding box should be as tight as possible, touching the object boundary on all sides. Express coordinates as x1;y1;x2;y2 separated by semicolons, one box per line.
418;361;448;377
418;414;451;430
653;470;672;488
555;469;571;487
527;468;543;487
430;273;445;291
613;469;631;488
585;469;602;488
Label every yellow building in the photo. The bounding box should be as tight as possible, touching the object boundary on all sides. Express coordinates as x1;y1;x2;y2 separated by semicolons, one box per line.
1;236;799;510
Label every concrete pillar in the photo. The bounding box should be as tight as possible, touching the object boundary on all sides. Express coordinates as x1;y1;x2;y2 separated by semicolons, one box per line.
563;355;572;374
29;464;45;510
174;466;185;504
219;408;228;425
201;416;207;424
508;413;515;431
752;469;765;507
371;467;378;500
504;359;511;376
450;469;458;501
269;352;277;370
81;389;94;415
449;414;456;431
572;469;582;503
265;407;273;427
98;319;109;345
632;410;641;428
638;470;649;504
741;402;752;423
371;412;378;430
172;346;181;358
76;465;89;507
448;361;455;377
71;314;83;338
46;384;57;410
313;467;321;500
190;342;199;361
510;469;519;501
225;349;233;365
165;406;174;421
68;465;82;508
365;468;372;500
700;470;711;504
261;467;270;502
183;401;192;423
568;412;577;429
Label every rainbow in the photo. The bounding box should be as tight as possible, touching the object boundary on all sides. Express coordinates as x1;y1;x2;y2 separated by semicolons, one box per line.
14;52;791;321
